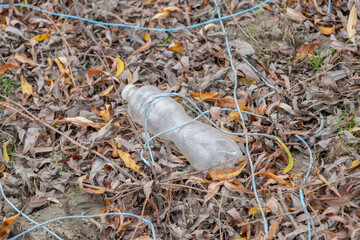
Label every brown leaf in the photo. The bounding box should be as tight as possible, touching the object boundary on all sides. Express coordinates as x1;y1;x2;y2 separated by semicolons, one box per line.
14;53;37;66
77;175;106;194
204;181;224;203
207;96;247;108
285;8;306;22
64;117;105;129
347;4;358;43
224;180;253;194
134;37;152;54
315;24;335;35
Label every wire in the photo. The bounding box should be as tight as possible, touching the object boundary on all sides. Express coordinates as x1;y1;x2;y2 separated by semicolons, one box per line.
0;180;62;239
9;212;156;240
0;1;272;32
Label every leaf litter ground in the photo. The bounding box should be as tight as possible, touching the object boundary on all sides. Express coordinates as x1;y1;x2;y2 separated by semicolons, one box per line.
0;1;359;239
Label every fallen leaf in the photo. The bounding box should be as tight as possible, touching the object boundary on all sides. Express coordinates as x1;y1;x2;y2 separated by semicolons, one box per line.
285;8;306;22
0;207;24;238
118;149;140;172
208;162;247;180
190;92;218;101
223;180;253;194
204;181;224;203
2;142;9;163
63;117;105;129
99;85;115;96
87;70;104;77
115;57;124;77
14;53;37;66
347;160;360;170
226;108;250;122
134;37;152;53
77;175;106;194
21;80;33;95
25;33;50;45
267;216;282;240
248;205;271;216
347;5;358;43
168;41;184;54
258;172;294;187
275;137;294;174
315;24;335;35
294;41;322;62
207;97;247;108
0;62;20;76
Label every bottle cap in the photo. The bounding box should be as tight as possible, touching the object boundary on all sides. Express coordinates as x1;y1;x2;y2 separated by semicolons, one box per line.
122;84;136;101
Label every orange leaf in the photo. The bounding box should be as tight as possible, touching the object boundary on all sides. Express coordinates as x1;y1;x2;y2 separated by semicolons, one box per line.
25;33;51;45
143;33;151;42
316;24;335;35
295;41;322;62
189;92;218;101
208;162;247;180
226;108;250;122
87;70;104;77
248;206;271;216
347;5;358;44
0;207;24;238
208;97;247;108
168;41;184;54
0;62;20;76
258;172;295;187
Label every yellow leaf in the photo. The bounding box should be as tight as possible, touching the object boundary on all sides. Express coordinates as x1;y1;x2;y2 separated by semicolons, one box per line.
276;137;294;174
21;80;32;95
316;25;335;35
99;85;115;96
25;34;51;45
347;159;360;170
115;57;124;77
2;142;9;163
248;206;271;216
118;149;140;172
208;161;247;180
347;5;358;44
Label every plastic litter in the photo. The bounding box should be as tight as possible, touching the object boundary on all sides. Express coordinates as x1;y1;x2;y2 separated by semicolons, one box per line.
122;84;243;170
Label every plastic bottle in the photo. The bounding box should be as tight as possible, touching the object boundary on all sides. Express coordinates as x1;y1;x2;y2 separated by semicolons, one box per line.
121;84;243;170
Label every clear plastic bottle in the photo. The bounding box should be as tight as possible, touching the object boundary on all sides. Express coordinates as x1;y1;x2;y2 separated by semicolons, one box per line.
122;84;243;170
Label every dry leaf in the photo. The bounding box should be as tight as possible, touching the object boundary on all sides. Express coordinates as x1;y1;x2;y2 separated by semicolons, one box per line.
347;160;360;170
275;137;294;174
248;206;271;216
258;172;295;187
77;175;106;194
285;8;306;22
316;24;335;35
115;57;124;77
190;92;218;101
14;53;37;66
0;207;23;238
204;181;224;203
118;149;140;172
99;85;115;96
347;5;358;43
208;162;247;180
2;142;9;163
87;70;104;77
64;117;105;129
21;80;33;95
25;33;50;45
168;41;184;54
134;37;152;53
0;62;20;76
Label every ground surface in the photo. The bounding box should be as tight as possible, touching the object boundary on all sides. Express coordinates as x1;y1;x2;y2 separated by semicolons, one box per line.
0;0;359;239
